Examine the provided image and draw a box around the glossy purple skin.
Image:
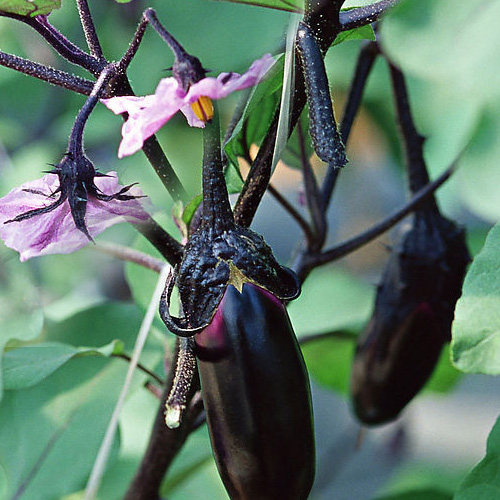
[195,283,315,500]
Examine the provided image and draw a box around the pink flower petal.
[102,54,276,157]
[0,172,150,261]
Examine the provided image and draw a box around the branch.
[3,13,102,74]
[76,0,105,61]
[267,183,315,244]
[388,61,435,208]
[0,50,94,95]
[339,0,400,31]
[300,163,455,271]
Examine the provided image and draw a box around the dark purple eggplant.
[195,283,315,500]
[350,210,470,425]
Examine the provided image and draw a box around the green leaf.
[451,223,500,374]
[301,334,354,394]
[2,340,123,390]
[375,490,452,500]
[454,415,500,500]
[0,0,60,16]
[224,56,284,173]
[0,357,124,500]
[182,193,203,228]
[210,0,303,13]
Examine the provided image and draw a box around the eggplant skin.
[195,283,315,500]
[350,211,470,425]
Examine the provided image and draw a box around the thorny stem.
[299,163,455,273]
[76,0,105,61]
[0,50,94,95]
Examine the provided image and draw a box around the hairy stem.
[0,50,94,95]
[76,0,105,61]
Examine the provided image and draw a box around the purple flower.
[102,53,275,158]
[0,172,149,261]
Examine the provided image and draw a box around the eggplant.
[350,210,470,425]
[195,283,315,500]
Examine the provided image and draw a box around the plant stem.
[339,0,400,31]
[201,105,235,234]
[267,183,314,244]
[388,61,436,209]
[132,217,184,266]
[76,0,106,61]
[0,50,94,95]
[3,13,102,74]
[299,163,454,272]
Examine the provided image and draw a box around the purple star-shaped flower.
[102,53,275,158]
[0,172,149,261]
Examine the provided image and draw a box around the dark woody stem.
[143,8,189,61]
[389,61,437,209]
[202,105,235,234]
[0,50,94,95]
[76,0,105,61]
[68,64,117,157]
[321,41,379,207]
[339,0,400,31]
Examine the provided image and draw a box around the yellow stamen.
[190,96,214,123]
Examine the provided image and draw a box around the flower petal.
[102,79,184,157]
[0,172,149,261]
[102,54,276,157]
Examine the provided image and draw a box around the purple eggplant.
[350,210,470,425]
[195,283,315,500]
